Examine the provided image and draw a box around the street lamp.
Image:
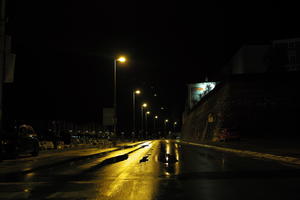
[154,115,158,137]
[173,121,177,132]
[145,111,150,137]
[113,56,126,136]
[164,119,169,136]
[145,111,150,138]
[141,103,147,138]
[132,89,141,136]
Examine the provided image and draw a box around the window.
[288,41,295,48]
[289,55,296,65]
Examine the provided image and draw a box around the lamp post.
[132,90,141,136]
[141,103,147,138]
[154,115,158,138]
[0,0,6,145]
[164,119,169,137]
[145,111,150,138]
[173,121,177,132]
[113,56,126,137]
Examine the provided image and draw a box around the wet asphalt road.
[0,140,300,200]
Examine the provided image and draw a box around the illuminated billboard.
[188,82,217,109]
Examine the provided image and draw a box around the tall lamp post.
[145,111,150,138]
[113,56,126,136]
[141,103,147,138]
[0,0,6,144]
[173,121,177,132]
[132,90,141,136]
[154,115,158,138]
[164,119,169,137]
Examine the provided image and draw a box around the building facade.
[270,38,300,72]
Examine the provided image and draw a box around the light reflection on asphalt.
[93,141,161,200]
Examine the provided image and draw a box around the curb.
[181,141,300,166]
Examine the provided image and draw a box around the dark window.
[289,55,296,64]
[288,41,295,48]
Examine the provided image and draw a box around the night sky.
[4,1,300,131]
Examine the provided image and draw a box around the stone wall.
[182,72,300,142]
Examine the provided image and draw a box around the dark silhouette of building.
[270,38,300,72]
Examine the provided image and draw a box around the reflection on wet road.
[0,140,300,200]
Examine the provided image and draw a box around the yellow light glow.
[117,56,126,62]
[135,90,141,94]
[155,115,158,119]
[146,111,150,115]
[142,103,147,108]
[174,122,177,125]
[166,143,171,154]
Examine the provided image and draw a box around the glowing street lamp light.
[113,56,127,136]
[117,56,126,62]
[132,89,141,136]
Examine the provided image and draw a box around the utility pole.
[113,59,117,137]
[0,0,6,136]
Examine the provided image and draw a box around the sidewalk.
[38,139,140,153]
[182,138,300,165]
[205,138,300,158]
[0,140,147,175]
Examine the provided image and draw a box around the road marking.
[181,141,300,166]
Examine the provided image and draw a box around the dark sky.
[4,1,300,130]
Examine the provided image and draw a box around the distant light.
[174,122,177,125]
[155,115,158,119]
[117,56,126,62]
[165,119,169,122]
[161,107,164,110]
[154,93,157,97]
[142,103,147,108]
[135,90,141,94]
[146,111,150,115]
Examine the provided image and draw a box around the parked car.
[218,127,240,142]
[1,124,39,158]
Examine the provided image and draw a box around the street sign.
[4,53,16,83]
[208,113,214,123]
[103,108,114,126]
